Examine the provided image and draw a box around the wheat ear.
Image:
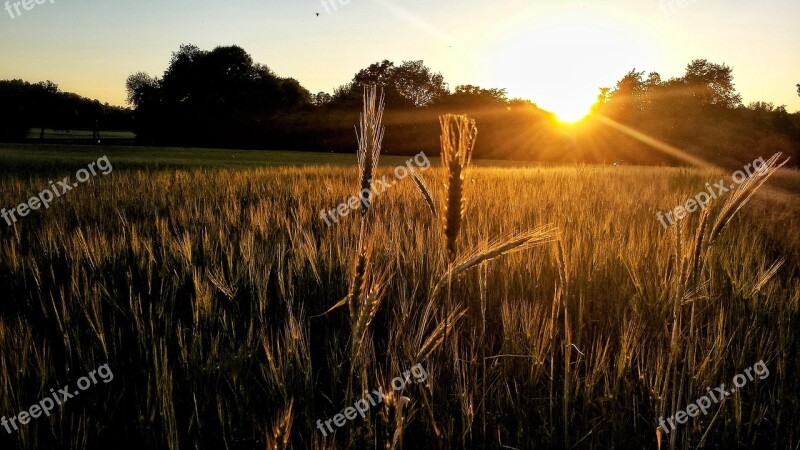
[430,225,558,299]
[708,152,788,244]
[266,400,294,450]
[351,270,391,362]
[356,85,385,217]
[440,114,477,260]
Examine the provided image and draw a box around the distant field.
[25,129,136,140]
[1,143,799,448]
[4,142,800,193]
[0,142,562,173]
[1,142,364,171]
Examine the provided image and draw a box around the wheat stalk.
[430,226,558,299]
[356,85,385,217]
[440,114,478,261]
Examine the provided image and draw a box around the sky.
[1,0,798,117]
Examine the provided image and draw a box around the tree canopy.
[332,59,448,108]
[125,44,312,145]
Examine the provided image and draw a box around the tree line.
[3,43,799,166]
[592,60,800,166]
[0,80,132,140]
[123,44,800,165]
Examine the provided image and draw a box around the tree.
[748,101,775,112]
[797,83,799,98]
[593,87,611,110]
[125,44,311,145]
[682,59,741,108]
[353,60,396,87]
[453,85,507,101]
[609,69,647,116]
[646,72,662,87]
[439,85,508,109]
[392,60,448,107]
[311,92,333,106]
[125,72,159,107]
[334,60,447,108]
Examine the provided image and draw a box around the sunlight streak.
[594,114,716,169]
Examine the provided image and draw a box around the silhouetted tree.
[454,85,507,101]
[125,72,159,108]
[435,85,508,110]
[353,60,396,87]
[125,44,311,145]
[392,60,448,107]
[593,87,611,111]
[605,70,647,119]
[311,92,332,106]
[332,60,447,108]
[749,101,776,112]
[682,59,741,108]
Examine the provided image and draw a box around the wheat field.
[1,135,799,449]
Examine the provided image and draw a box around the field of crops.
[0,139,799,449]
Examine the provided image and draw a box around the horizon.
[1,0,799,116]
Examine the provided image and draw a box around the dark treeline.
[0,80,133,140]
[123,44,554,159]
[592,61,800,166]
[125,44,800,165]
[4,43,799,166]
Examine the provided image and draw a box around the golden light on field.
[480,9,658,124]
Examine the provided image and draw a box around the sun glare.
[554,106,589,123]
[480,10,657,124]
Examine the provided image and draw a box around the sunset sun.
[481,10,658,123]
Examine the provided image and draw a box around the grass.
[0,142,562,176]
[1,130,800,448]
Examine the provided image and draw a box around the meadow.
[0,137,799,449]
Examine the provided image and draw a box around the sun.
[553,103,590,123]
[479,9,656,125]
